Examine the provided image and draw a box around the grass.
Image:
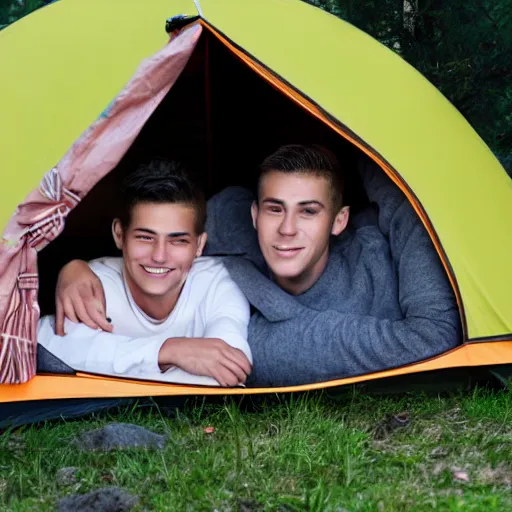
[1,386,511,511]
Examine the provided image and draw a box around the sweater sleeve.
[38,316,165,376]
[202,268,252,364]
[204,187,267,270]
[247,160,461,387]
[248,300,459,387]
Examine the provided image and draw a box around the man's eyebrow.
[298,200,326,208]
[262,198,285,205]
[167,232,191,238]
[133,228,191,237]
[261,198,325,208]
[134,228,157,235]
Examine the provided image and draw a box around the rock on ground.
[57,487,139,512]
[55,466,78,487]
[74,422,166,451]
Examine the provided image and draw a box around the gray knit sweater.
[204,159,460,386]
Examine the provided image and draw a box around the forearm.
[38,317,165,375]
[60,258,90,275]
[158,337,197,371]
[157,336,251,386]
[248,307,460,387]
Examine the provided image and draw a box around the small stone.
[373,412,411,439]
[56,467,78,487]
[453,470,470,482]
[390,412,410,428]
[74,423,166,452]
[57,487,138,512]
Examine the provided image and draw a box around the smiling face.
[252,171,349,295]
[113,201,207,320]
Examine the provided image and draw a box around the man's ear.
[195,232,208,257]
[112,219,124,250]
[250,201,259,230]
[331,206,350,236]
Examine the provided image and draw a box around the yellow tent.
[0,0,511,403]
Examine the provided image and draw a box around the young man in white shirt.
[38,160,252,387]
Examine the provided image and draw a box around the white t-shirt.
[38,256,251,386]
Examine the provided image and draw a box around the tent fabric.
[199,0,512,341]
[0,0,510,396]
[1,0,510,344]
[0,23,202,383]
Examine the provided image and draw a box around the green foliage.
[306,0,512,174]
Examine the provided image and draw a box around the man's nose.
[151,240,167,263]
[278,212,297,236]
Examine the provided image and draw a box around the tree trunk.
[403,0,418,36]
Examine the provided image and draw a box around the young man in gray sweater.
[54,145,460,387]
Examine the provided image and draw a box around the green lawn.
[1,387,511,511]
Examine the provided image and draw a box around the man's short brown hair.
[258,144,344,211]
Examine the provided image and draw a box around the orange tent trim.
[1,340,510,403]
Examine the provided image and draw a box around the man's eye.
[172,239,189,245]
[302,208,318,215]
[136,235,152,241]
[267,206,282,213]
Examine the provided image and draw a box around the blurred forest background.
[2,0,511,175]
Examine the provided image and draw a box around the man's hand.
[55,260,112,335]
[158,338,252,387]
